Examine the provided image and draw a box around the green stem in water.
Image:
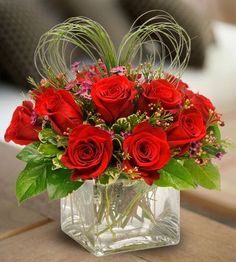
[105,185,116,240]
[96,189,147,237]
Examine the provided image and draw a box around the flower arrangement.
[4,12,232,256]
[5,14,228,203]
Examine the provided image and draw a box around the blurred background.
[0,0,235,227]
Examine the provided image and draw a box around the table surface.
[1,206,236,262]
[1,144,236,262]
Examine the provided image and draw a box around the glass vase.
[61,180,180,256]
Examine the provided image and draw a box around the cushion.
[120,0,215,68]
[0,0,59,88]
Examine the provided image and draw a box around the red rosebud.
[91,75,137,123]
[138,79,182,113]
[35,88,83,135]
[61,124,113,180]
[187,91,216,124]
[167,108,206,149]
[123,122,170,185]
[5,101,41,145]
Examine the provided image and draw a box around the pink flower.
[75,80,92,100]
[71,61,80,73]
[110,66,127,76]
[65,80,78,90]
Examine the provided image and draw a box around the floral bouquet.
[5,12,230,256]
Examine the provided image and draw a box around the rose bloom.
[61,124,113,180]
[5,101,41,145]
[123,122,170,185]
[187,90,216,123]
[139,79,182,113]
[91,75,137,123]
[167,108,206,149]
[35,88,83,135]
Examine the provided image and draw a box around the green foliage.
[112,114,146,133]
[39,127,68,147]
[16,143,46,163]
[16,137,81,202]
[16,162,50,203]
[38,143,61,157]
[47,169,83,200]
[156,170,195,190]
[112,118,130,133]
[38,128,67,157]
[126,114,143,129]
[52,154,67,170]
[39,128,57,145]
[157,158,220,190]
[163,158,195,187]
[99,174,110,185]
[184,159,220,190]
[57,136,68,148]
[156,158,195,190]
[16,160,83,203]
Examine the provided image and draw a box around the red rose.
[91,75,137,123]
[5,101,41,145]
[35,88,83,135]
[167,108,206,148]
[187,91,215,123]
[139,79,182,113]
[123,122,170,185]
[61,124,113,180]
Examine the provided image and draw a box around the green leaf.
[52,154,66,170]
[112,118,130,133]
[39,128,57,145]
[155,169,195,190]
[16,162,49,203]
[208,124,221,142]
[47,169,83,200]
[38,143,61,157]
[184,159,220,190]
[127,114,141,129]
[161,158,195,188]
[99,174,110,184]
[16,143,44,163]
[56,136,68,148]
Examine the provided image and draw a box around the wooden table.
[1,208,236,262]
[1,143,236,262]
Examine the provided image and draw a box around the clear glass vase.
[61,180,180,256]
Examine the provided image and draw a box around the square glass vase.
[61,180,180,256]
